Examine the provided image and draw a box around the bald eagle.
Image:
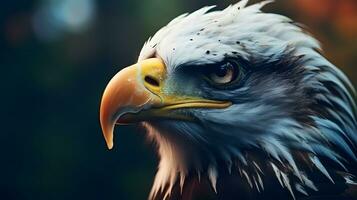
[99,1,357,199]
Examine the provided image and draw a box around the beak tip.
[100,117,115,150]
[107,142,114,150]
[102,125,115,150]
[103,132,114,150]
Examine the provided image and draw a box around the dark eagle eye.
[206,60,243,86]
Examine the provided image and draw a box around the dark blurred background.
[1,0,356,199]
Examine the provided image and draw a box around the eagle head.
[99,1,357,199]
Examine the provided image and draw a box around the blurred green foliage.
[1,0,356,200]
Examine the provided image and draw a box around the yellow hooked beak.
[99,58,231,149]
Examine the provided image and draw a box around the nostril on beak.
[144,76,160,87]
